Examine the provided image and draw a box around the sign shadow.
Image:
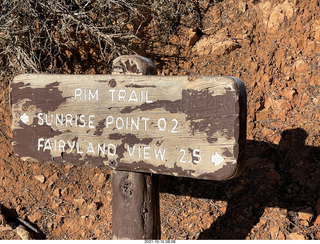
[159,128,320,239]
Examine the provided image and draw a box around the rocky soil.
[1,0,320,240]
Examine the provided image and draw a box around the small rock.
[280,87,297,100]
[300,220,309,227]
[51,201,60,209]
[15,225,31,240]
[313,215,320,226]
[0,213,6,226]
[233,185,246,194]
[73,198,85,205]
[61,187,68,196]
[239,0,247,13]
[34,175,45,183]
[0,224,12,231]
[263,1,295,33]
[294,59,308,73]
[194,28,240,57]
[47,173,59,187]
[65,164,75,170]
[299,93,310,107]
[47,222,55,230]
[88,202,98,210]
[187,28,201,47]
[274,99,292,113]
[261,73,273,84]
[0,206,6,227]
[266,170,282,185]
[298,207,314,223]
[95,173,107,185]
[219,203,227,213]
[256,108,269,121]
[269,223,279,239]
[81,215,88,220]
[53,188,61,198]
[288,232,306,240]
[278,231,286,240]
[29,212,42,223]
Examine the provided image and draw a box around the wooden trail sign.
[11,74,246,181]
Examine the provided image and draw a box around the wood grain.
[12,74,246,181]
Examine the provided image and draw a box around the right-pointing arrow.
[211,152,224,167]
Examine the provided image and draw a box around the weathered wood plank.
[11,74,246,181]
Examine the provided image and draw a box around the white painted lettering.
[127,145,166,161]
[127,145,135,157]
[76,142,83,154]
[158,118,166,131]
[130,117,139,131]
[58,140,65,152]
[128,90,138,102]
[154,147,166,161]
[79,114,86,127]
[145,91,153,103]
[108,89,153,103]
[108,143,116,156]
[65,114,73,127]
[67,140,76,154]
[74,88,99,101]
[98,143,105,156]
[143,146,151,159]
[106,115,114,128]
[125,117,129,130]
[141,117,149,131]
[45,114,53,126]
[118,90,127,102]
[37,138,44,151]
[88,115,95,128]
[37,113,44,125]
[105,116,150,131]
[179,149,186,163]
[88,89,99,101]
[37,113,99,128]
[44,139,52,151]
[109,89,116,101]
[55,114,63,127]
[74,88,82,101]
[87,142,95,154]
[116,117,124,130]
[74,114,78,127]
[171,119,179,133]
[192,149,201,164]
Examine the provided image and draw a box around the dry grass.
[0,0,152,75]
[0,0,205,77]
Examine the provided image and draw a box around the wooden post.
[111,55,160,240]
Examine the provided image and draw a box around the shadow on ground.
[1,205,46,239]
[159,128,320,239]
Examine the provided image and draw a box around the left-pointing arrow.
[20,113,29,124]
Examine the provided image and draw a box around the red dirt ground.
[1,0,320,240]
